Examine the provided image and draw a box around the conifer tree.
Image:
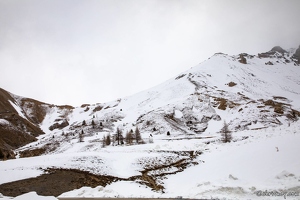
[135,126,142,144]
[91,120,95,128]
[116,127,123,145]
[102,135,106,148]
[106,133,111,146]
[79,130,84,142]
[221,120,232,143]
[125,130,133,145]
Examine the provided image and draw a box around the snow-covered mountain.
[1,45,299,156]
[0,46,300,199]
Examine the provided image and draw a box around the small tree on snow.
[106,133,111,146]
[102,135,106,148]
[100,122,103,130]
[125,130,133,145]
[91,120,95,128]
[79,130,84,142]
[220,120,232,143]
[135,126,142,144]
[116,127,123,145]
[111,134,116,146]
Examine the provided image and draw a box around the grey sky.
[0,0,299,106]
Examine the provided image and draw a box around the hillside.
[0,46,300,199]
[2,46,298,156]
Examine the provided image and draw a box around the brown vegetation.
[19,148,47,158]
[93,105,103,112]
[0,147,15,160]
[263,99,285,114]
[216,98,227,110]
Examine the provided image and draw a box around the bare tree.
[135,126,142,144]
[220,120,232,143]
[116,127,123,145]
[102,135,106,148]
[79,130,84,142]
[91,120,95,128]
[125,130,133,145]
[111,134,116,146]
[106,133,111,146]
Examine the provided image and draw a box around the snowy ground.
[1,122,300,200]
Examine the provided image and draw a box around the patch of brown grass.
[19,148,46,158]
[216,98,227,110]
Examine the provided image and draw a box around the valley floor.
[0,122,300,200]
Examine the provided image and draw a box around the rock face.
[0,148,15,160]
[271,46,287,54]
[0,88,45,159]
[258,46,286,58]
[292,45,300,64]
[239,54,247,64]
[49,119,69,131]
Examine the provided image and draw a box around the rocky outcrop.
[258,46,286,58]
[0,88,44,160]
[292,45,300,64]
[0,147,15,160]
[49,119,69,131]
[239,54,247,64]
[270,46,287,54]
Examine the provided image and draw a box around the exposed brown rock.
[0,147,15,160]
[19,148,47,158]
[239,54,247,64]
[265,61,274,65]
[228,82,237,87]
[49,119,69,131]
[292,45,300,64]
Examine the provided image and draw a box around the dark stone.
[239,54,247,64]
[265,61,274,65]
[49,119,69,131]
[292,45,300,64]
[271,46,287,54]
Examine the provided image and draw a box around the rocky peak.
[270,46,287,54]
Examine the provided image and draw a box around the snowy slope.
[59,123,300,200]
[1,122,299,199]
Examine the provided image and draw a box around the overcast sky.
[1,0,299,106]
